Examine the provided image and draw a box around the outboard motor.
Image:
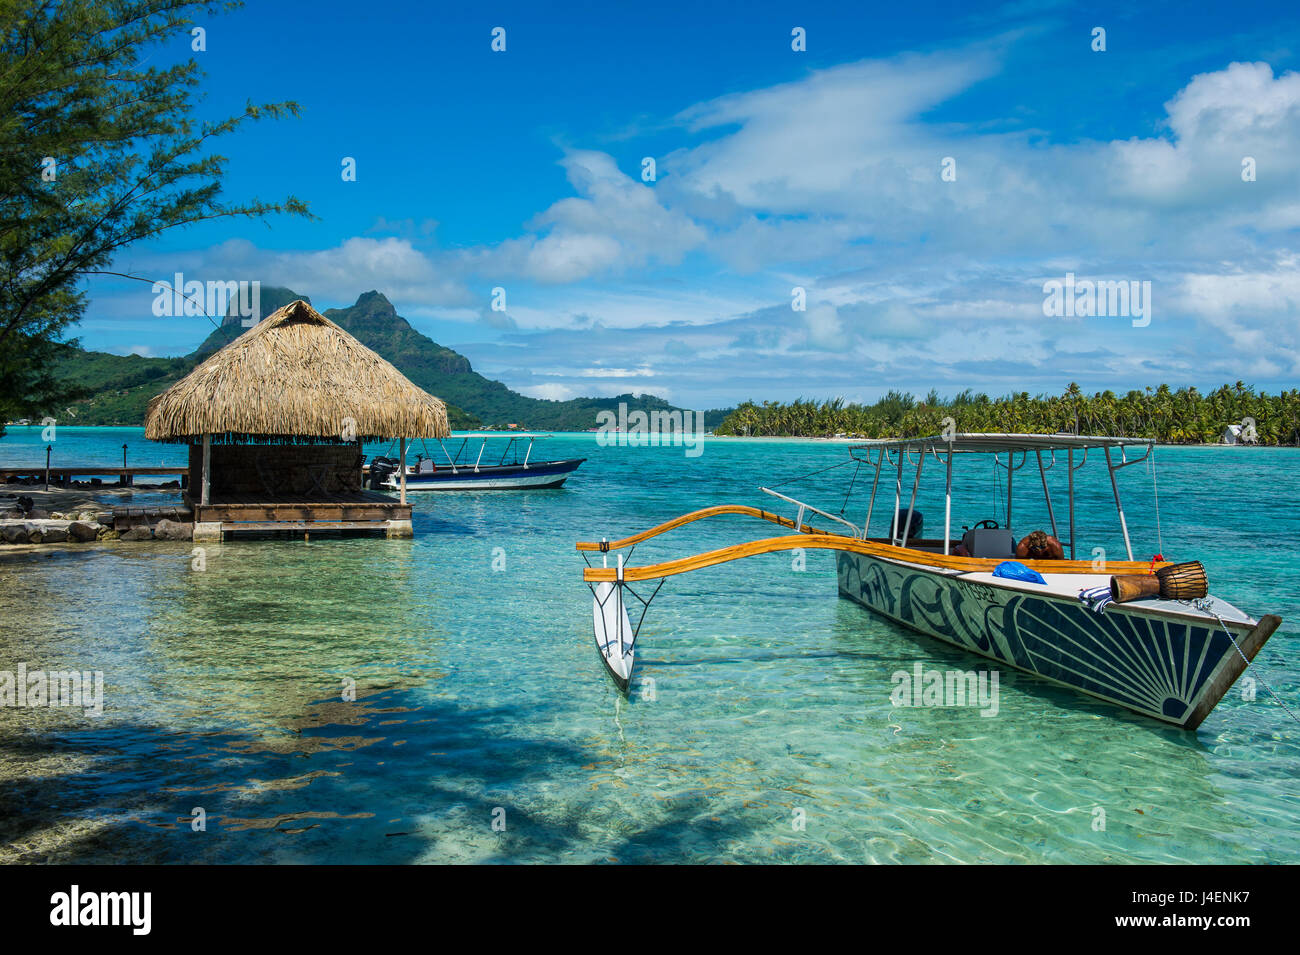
[368,456,399,490]
[895,508,923,541]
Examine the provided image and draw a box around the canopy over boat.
[850,432,1154,455]
[844,431,1159,561]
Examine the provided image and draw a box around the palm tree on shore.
[713,382,1300,446]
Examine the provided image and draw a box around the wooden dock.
[1,466,188,488]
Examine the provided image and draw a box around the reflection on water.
[0,432,1297,862]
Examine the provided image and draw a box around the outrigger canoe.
[577,433,1282,730]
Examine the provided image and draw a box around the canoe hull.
[836,551,1274,729]
[592,581,635,693]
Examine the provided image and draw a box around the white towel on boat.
[1078,586,1113,614]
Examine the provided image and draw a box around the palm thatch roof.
[144,300,449,443]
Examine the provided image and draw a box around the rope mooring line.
[1208,609,1300,726]
[765,457,856,490]
[839,459,862,515]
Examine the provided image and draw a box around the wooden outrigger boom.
[577,504,1170,582]
[576,504,826,551]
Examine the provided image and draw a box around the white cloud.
[804,303,843,349]
[117,236,475,311]
[1109,62,1300,206]
[674,51,1001,212]
[89,50,1300,405]
[470,150,707,284]
[580,365,656,378]
[1172,259,1300,373]
[518,383,580,401]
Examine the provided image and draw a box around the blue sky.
[81,0,1300,407]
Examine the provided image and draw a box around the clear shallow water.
[0,427,1297,863]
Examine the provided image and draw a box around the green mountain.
[49,287,731,432]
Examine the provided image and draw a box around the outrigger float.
[578,433,1282,730]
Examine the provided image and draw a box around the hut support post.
[399,437,407,505]
[201,435,211,506]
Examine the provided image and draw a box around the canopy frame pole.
[1104,446,1134,561]
[1036,449,1059,541]
[201,435,211,506]
[399,437,407,505]
[1006,450,1014,530]
[888,446,904,544]
[441,438,462,472]
[1067,447,1089,560]
[1067,449,1074,559]
[899,447,925,547]
[943,444,953,555]
[862,449,885,539]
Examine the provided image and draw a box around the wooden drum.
[1155,561,1208,600]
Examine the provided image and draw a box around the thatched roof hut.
[144,299,447,530]
[145,299,448,443]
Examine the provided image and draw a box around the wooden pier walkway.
[1,466,188,487]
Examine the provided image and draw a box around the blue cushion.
[993,560,1047,585]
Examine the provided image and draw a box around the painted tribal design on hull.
[837,553,1236,724]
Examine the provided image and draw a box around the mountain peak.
[219,285,308,327]
[354,290,394,311]
[192,285,308,357]
[62,287,713,432]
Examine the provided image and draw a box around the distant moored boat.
[368,434,585,491]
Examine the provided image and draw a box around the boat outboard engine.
[368,456,399,490]
[895,508,923,541]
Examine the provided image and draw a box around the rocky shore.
[0,488,193,548]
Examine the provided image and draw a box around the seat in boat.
[416,459,437,475]
[961,526,1017,558]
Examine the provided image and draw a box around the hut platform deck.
[185,490,410,536]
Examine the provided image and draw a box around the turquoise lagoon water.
[0,427,1297,863]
